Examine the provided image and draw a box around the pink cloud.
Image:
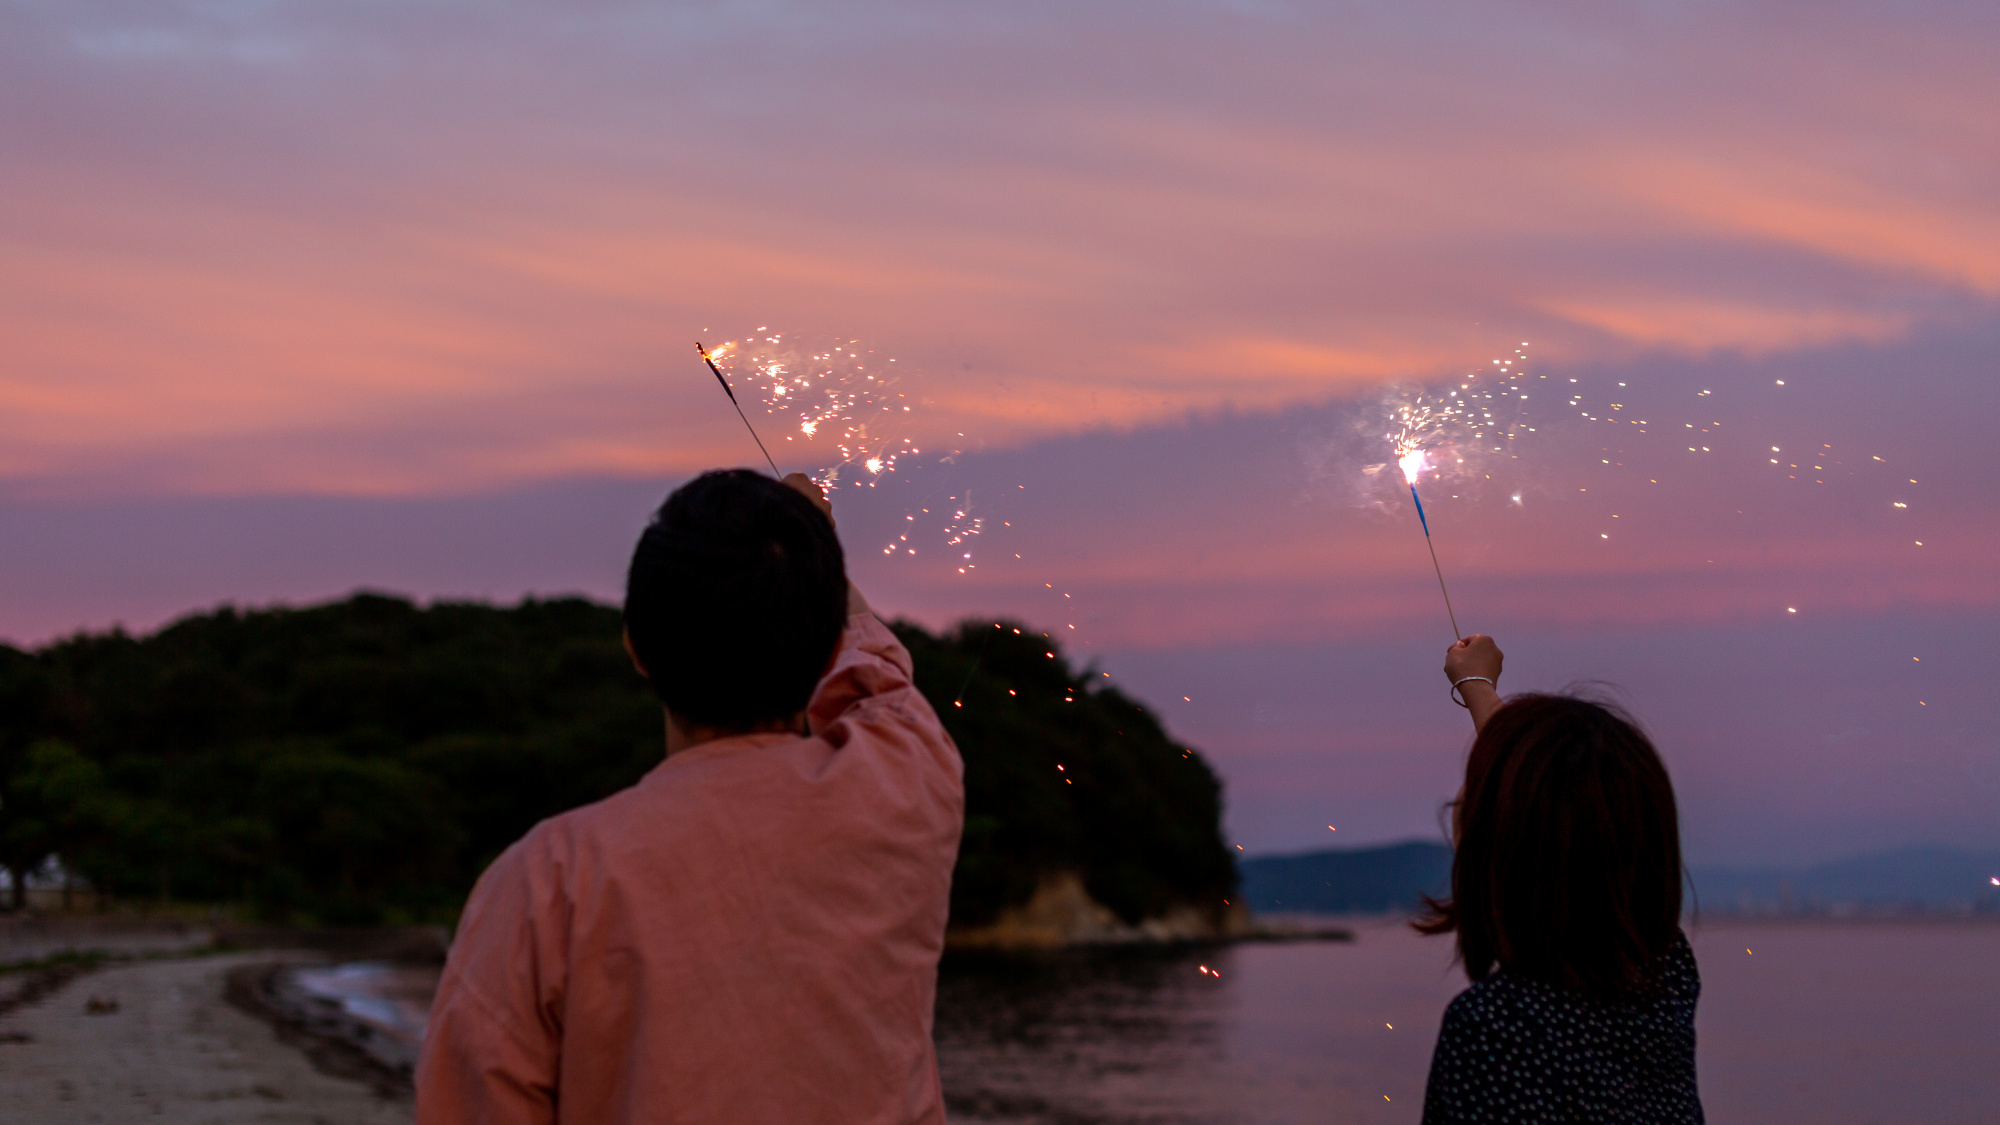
[1,1,1996,497]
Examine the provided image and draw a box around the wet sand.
[0,952,412,1124]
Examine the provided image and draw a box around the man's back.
[416,610,964,1124]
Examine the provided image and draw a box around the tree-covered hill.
[0,594,1233,927]
[894,620,1234,928]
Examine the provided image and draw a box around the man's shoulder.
[481,781,648,885]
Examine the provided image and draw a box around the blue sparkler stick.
[1409,480,1462,640]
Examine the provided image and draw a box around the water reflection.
[934,946,1241,1125]
[273,921,2000,1123]
[283,961,435,1071]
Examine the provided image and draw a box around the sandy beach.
[0,952,412,1124]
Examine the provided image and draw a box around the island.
[0,594,1238,945]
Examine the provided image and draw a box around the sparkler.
[1379,376,1475,641]
[1355,336,1922,644]
[1398,447,1463,641]
[698,331,918,490]
[696,341,781,477]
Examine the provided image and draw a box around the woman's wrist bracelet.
[1450,676,1496,708]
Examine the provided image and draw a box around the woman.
[1418,634,1704,1124]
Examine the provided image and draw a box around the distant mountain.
[1238,841,1451,915]
[1690,846,2000,917]
[1240,841,2000,918]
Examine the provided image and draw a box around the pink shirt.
[416,611,964,1125]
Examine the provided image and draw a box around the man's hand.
[1444,634,1504,732]
[781,472,870,617]
[782,472,833,525]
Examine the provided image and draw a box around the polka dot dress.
[1422,929,1703,1123]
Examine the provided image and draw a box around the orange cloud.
[2,1,1995,497]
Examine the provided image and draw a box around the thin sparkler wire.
[952,623,997,709]
[697,342,782,477]
[1409,483,1463,641]
[1422,526,1462,641]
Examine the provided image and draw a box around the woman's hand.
[1444,634,1502,683]
[1444,634,1504,732]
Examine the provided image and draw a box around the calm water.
[935,919,2000,1124]
[324,919,1999,1122]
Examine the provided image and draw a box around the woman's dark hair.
[1414,693,1684,999]
[624,470,847,729]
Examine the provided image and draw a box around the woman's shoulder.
[1444,927,1699,1032]
[1655,927,1701,1005]
[1438,964,1572,1053]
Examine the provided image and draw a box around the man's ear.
[622,627,650,680]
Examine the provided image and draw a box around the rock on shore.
[947,871,1253,949]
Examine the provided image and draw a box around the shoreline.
[0,950,412,1122]
[1,913,1990,1122]
[227,960,417,1098]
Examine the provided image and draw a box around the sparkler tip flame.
[1397,448,1428,485]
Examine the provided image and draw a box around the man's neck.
[664,710,808,757]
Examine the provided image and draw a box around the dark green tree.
[0,595,1233,928]
[893,620,1236,927]
[0,739,110,909]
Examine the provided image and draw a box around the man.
[417,470,965,1124]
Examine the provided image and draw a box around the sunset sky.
[3,0,1995,867]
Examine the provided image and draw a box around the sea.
[319,918,1998,1123]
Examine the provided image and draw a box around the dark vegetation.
[0,594,1233,926]
[894,620,1234,928]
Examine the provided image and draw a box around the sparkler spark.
[940,492,986,574]
[1369,334,1920,553]
[699,331,918,490]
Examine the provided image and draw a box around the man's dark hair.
[624,470,847,729]
[1415,694,1684,999]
